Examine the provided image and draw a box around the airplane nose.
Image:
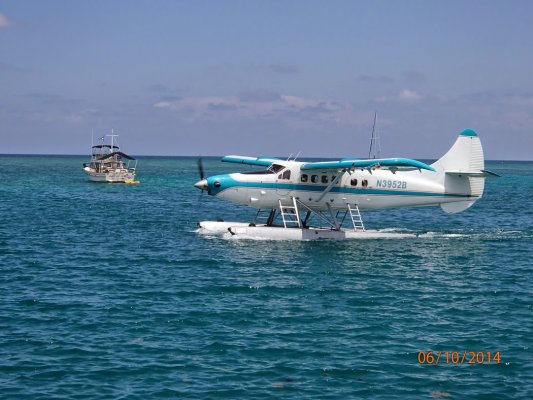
[194,179,208,190]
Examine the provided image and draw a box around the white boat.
[82,132,138,183]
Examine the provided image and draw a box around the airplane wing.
[300,157,436,172]
[221,155,283,167]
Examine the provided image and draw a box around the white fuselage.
[196,130,489,217]
[206,161,475,211]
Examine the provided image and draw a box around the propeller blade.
[197,188,205,204]
[197,157,205,180]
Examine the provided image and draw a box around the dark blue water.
[1,155,531,399]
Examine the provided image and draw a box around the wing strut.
[315,171,346,202]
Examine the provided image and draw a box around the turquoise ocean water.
[0,155,531,399]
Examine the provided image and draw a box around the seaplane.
[194,128,498,240]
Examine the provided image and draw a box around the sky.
[1,0,532,159]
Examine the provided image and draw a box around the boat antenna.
[368,111,381,159]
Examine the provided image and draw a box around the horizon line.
[0,153,531,163]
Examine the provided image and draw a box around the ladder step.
[347,204,365,231]
[279,198,301,228]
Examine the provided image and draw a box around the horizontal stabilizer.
[445,169,500,178]
[301,157,435,172]
[222,155,282,167]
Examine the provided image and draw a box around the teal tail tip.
[460,128,478,137]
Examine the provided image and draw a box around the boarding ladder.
[279,198,301,228]
[347,204,365,231]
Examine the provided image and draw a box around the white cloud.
[280,95,315,109]
[398,89,423,102]
[377,89,424,104]
[153,94,356,125]
[0,13,14,28]
[153,101,172,109]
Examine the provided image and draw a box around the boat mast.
[108,129,119,165]
[107,129,119,152]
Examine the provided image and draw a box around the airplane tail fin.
[430,129,490,214]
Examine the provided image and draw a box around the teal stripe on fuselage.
[212,178,471,198]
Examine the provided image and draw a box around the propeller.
[194,156,208,191]
[194,157,207,226]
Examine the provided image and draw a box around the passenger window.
[321,175,328,184]
[282,170,291,180]
[362,179,368,187]
[301,174,308,182]
[351,179,358,186]
[311,175,318,183]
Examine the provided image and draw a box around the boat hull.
[84,169,135,183]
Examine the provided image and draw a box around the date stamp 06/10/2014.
[417,351,502,365]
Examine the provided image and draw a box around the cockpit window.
[268,164,285,173]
